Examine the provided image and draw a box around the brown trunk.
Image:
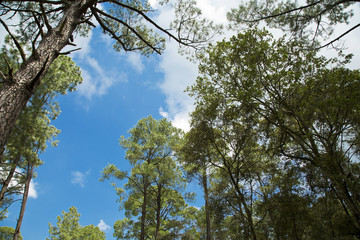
[155,185,162,240]
[203,172,211,240]
[13,165,33,240]
[0,0,95,158]
[140,176,148,240]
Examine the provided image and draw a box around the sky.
[1,1,360,239]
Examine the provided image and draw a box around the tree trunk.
[140,176,148,240]
[13,165,33,240]
[203,172,211,240]
[0,161,18,207]
[0,0,95,159]
[155,185,162,240]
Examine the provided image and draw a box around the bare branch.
[92,7,162,54]
[59,47,81,55]
[39,2,52,31]
[32,11,44,38]
[316,23,360,50]
[107,0,187,46]
[0,18,26,62]
[90,7,130,52]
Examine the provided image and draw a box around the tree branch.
[39,2,52,31]
[107,0,188,46]
[316,23,360,50]
[0,18,26,62]
[92,7,162,54]
[59,47,81,55]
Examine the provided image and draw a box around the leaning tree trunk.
[0,158,18,207]
[0,0,96,159]
[13,164,34,240]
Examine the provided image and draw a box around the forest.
[0,0,359,239]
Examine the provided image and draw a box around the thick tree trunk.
[0,0,95,159]
[13,165,33,240]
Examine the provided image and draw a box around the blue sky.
[1,1,360,239]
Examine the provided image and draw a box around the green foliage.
[227,0,356,47]
[186,27,360,239]
[0,46,82,222]
[101,116,198,239]
[47,206,105,240]
[0,226,22,240]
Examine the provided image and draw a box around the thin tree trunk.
[0,0,95,159]
[140,176,148,240]
[0,161,17,206]
[155,185,162,240]
[13,164,33,240]
[203,172,211,240]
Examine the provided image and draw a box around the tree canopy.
[47,206,105,240]
[0,0,220,159]
[187,27,360,239]
[227,0,359,49]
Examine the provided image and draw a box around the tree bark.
[140,176,148,240]
[203,172,212,240]
[0,0,96,159]
[155,185,162,240]
[13,164,33,240]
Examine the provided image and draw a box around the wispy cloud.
[158,40,197,131]
[28,180,38,199]
[159,107,169,118]
[153,0,240,132]
[126,52,145,74]
[97,219,111,231]
[76,55,127,100]
[71,170,91,188]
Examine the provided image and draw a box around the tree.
[47,206,105,240]
[0,45,82,238]
[0,0,220,157]
[227,0,359,49]
[179,123,220,240]
[188,27,360,238]
[101,116,196,240]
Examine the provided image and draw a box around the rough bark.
[0,0,96,158]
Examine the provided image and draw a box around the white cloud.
[0,167,39,199]
[318,6,360,70]
[28,180,38,199]
[158,41,197,131]
[71,170,91,188]
[152,0,240,132]
[126,53,145,73]
[77,56,127,100]
[97,220,111,231]
[159,107,169,118]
